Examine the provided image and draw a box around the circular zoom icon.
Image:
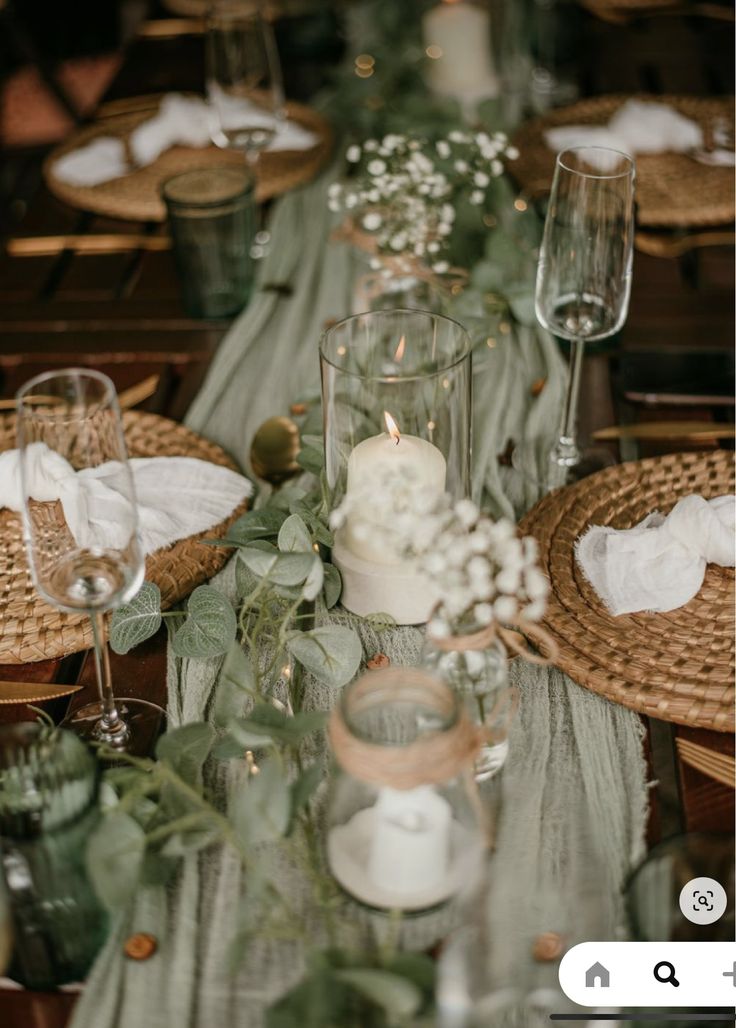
[679,876,728,926]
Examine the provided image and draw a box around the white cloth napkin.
[53,137,130,187]
[575,493,735,616]
[53,92,319,188]
[545,99,735,168]
[0,443,252,556]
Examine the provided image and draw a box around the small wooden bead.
[366,653,390,670]
[124,933,158,961]
[531,377,547,398]
[532,932,564,962]
[290,402,307,416]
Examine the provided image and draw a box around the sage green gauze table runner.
[69,173,649,1028]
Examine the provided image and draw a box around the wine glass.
[205,1,285,166]
[16,369,165,756]
[532,146,635,489]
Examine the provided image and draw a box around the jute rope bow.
[429,618,559,666]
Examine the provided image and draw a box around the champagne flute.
[206,0,285,166]
[535,146,635,486]
[16,369,165,756]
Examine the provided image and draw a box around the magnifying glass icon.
[653,961,680,987]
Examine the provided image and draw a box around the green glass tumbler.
[162,165,257,319]
[0,723,109,989]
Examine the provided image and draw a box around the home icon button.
[585,962,610,988]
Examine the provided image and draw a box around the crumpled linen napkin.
[545,98,735,169]
[0,443,252,556]
[53,92,319,188]
[575,493,735,616]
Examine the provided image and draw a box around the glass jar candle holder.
[326,666,486,915]
[320,309,472,625]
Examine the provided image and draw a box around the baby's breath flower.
[367,158,387,176]
[362,212,382,231]
[469,190,484,205]
[346,144,361,163]
[436,140,451,158]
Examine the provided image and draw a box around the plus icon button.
[723,961,736,986]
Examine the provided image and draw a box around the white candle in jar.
[341,412,446,565]
[422,1,499,104]
[367,785,452,896]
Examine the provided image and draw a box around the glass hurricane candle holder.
[320,309,472,625]
[326,667,486,915]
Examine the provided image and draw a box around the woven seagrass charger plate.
[0,411,249,665]
[44,95,332,222]
[510,94,735,227]
[519,450,735,732]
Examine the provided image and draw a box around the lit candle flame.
[384,411,401,445]
[394,335,406,362]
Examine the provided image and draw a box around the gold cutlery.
[593,421,735,442]
[6,234,171,257]
[0,681,82,706]
[0,375,161,413]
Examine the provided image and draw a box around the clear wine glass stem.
[551,336,585,468]
[89,612,129,747]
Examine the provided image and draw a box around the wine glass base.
[512,442,617,497]
[63,699,166,759]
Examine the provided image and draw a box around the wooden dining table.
[0,4,733,1026]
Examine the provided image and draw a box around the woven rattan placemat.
[0,411,249,665]
[44,95,332,222]
[519,450,735,732]
[510,94,734,227]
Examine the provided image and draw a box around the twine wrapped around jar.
[328,667,484,791]
[429,617,559,665]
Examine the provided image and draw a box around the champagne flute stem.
[89,612,129,746]
[551,336,585,468]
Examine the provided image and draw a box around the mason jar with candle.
[326,666,486,916]
[320,309,471,625]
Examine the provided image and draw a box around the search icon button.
[653,961,680,987]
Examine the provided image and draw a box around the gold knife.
[593,421,735,442]
[0,682,82,705]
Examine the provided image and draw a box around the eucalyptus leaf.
[266,970,352,1028]
[239,548,314,587]
[302,555,324,602]
[160,817,222,857]
[230,757,291,846]
[277,513,312,553]
[171,586,237,659]
[86,811,145,911]
[287,625,362,689]
[227,719,276,750]
[288,500,333,547]
[229,707,327,747]
[109,582,162,655]
[212,643,255,728]
[296,445,324,476]
[291,763,323,818]
[322,563,342,609]
[335,968,422,1019]
[383,952,436,993]
[212,735,250,760]
[226,508,288,543]
[156,722,215,787]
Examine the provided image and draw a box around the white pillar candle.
[342,412,446,565]
[422,1,499,104]
[367,785,452,896]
